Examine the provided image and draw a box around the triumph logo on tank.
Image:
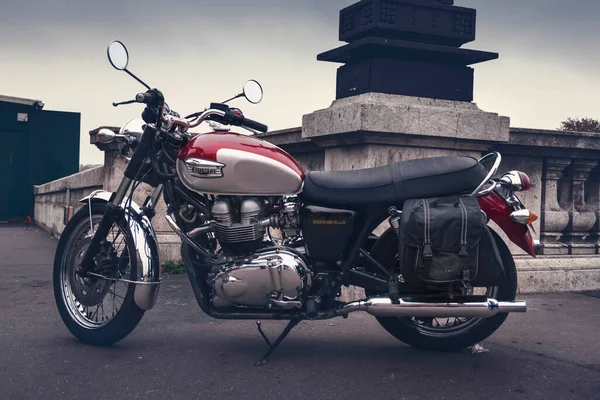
[185,158,225,179]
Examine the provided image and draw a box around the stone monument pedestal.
[303,93,509,144]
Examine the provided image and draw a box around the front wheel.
[367,228,518,351]
[53,203,145,345]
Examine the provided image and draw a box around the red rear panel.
[478,192,536,257]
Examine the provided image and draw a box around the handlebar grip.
[136,90,162,107]
[136,92,154,104]
[242,118,269,133]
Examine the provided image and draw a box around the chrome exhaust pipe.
[338,297,526,318]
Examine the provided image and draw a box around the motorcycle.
[53,41,538,365]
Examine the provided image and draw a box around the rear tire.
[53,203,145,346]
[367,228,517,351]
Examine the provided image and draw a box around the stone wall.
[262,98,600,294]
[33,137,181,262]
[33,166,104,236]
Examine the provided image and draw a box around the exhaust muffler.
[338,297,526,318]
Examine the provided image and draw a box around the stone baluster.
[587,165,600,253]
[540,158,571,255]
[563,159,599,255]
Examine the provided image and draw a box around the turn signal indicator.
[510,209,538,225]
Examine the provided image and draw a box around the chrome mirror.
[243,80,263,104]
[107,41,129,71]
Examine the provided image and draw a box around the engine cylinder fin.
[212,223,265,242]
[211,197,268,256]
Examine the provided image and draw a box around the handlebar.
[160,108,268,134]
[130,90,268,134]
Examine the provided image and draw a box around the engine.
[206,196,309,309]
[210,197,269,256]
[210,196,301,256]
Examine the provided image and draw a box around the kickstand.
[254,319,301,366]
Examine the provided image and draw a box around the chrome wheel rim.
[59,215,132,329]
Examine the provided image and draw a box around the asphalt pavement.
[1,225,599,400]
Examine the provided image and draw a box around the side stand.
[254,319,302,366]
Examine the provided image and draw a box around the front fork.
[77,177,133,276]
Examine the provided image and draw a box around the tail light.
[510,209,538,225]
[517,172,531,191]
[500,171,532,192]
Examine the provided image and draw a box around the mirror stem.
[222,93,244,105]
[125,69,151,90]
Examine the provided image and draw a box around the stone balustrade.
[33,118,600,293]
[264,125,600,257]
[262,119,600,293]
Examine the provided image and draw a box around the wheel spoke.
[101,300,106,321]
[111,228,121,243]
[109,288,125,303]
[91,305,100,322]
[112,288,117,316]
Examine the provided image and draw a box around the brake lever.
[112,99,137,107]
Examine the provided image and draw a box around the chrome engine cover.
[211,249,311,309]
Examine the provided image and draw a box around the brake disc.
[70,241,115,307]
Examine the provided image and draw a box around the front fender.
[80,191,161,310]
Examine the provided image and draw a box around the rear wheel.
[366,228,517,351]
[53,203,145,345]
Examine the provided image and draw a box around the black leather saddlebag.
[399,196,505,288]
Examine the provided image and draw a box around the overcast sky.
[2,0,600,165]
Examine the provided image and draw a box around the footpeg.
[388,278,400,303]
[305,299,318,318]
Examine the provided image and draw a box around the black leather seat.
[300,156,488,207]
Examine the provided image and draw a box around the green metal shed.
[0,95,80,221]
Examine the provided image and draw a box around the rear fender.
[478,192,537,257]
[79,191,161,310]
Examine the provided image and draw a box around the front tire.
[367,228,518,351]
[53,203,145,345]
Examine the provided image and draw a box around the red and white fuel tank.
[176,132,305,196]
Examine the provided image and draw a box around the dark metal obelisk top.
[318,0,498,102]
